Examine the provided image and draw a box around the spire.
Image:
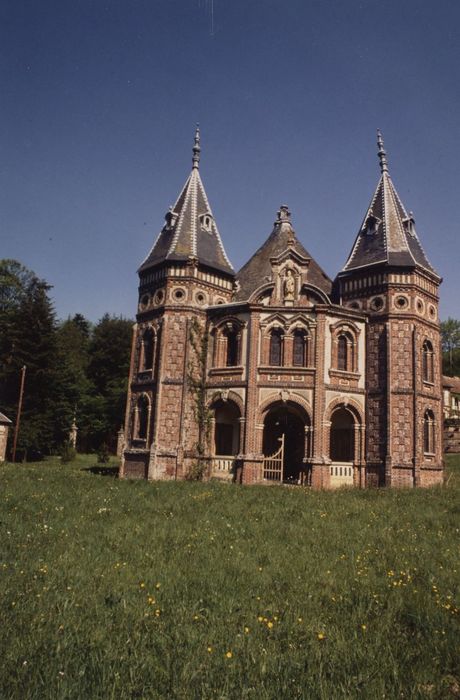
[377,130,388,174]
[339,134,438,278]
[192,124,200,169]
[138,129,234,275]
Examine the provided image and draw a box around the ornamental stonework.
[120,130,444,489]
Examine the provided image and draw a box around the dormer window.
[165,209,178,229]
[363,212,379,236]
[199,213,213,232]
[403,212,416,236]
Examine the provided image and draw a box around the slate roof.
[443,376,460,393]
[235,206,333,302]
[139,128,234,276]
[341,132,439,278]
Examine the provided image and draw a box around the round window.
[428,305,436,319]
[173,288,186,301]
[196,292,206,305]
[395,295,409,310]
[370,296,384,311]
[416,299,424,313]
[140,294,150,309]
[154,290,164,305]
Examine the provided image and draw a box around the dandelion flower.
[317,632,326,640]
[225,651,233,659]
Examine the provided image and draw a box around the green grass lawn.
[1,455,459,699]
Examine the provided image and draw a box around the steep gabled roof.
[235,206,333,301]
[139,128,234,276]
[341,132,439,278]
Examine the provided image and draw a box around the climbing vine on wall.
[186,317,212,480]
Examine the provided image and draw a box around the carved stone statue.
[283,269,295,300]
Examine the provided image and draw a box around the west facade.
[120,130,443,488]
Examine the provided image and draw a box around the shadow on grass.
[82,465,119,478]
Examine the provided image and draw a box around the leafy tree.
[85,314,133,450]
[441,318,460,376]
[1,261,134,458]
[52,315,92,449]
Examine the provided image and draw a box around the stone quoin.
[120,129,443,488]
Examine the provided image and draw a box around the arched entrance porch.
[328,404,363,487]
[262,402,311,483]
[210,398,241,478]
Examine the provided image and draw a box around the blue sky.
[1,0,459,322]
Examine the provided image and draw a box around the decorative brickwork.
[120,131,444,489]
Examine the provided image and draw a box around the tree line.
[441,318,460,377]
[0,260,133,460]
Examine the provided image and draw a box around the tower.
[336,133,443,486]
[121,128,235,479]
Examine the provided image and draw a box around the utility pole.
[12,365,26,463]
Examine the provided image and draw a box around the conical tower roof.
[235,206,332,301]
[139,127,234,275]
[341,132,439,278]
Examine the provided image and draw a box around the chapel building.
[120,129,443,488]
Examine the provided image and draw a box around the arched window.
[142,329,155,371]
[422,340,434,383]
[225,328,239,367]
[269,329,283,366]
[330,407,355,462]
[423,409,435,454]
[337,335,347,370]
[336,332,355,372]
[293,330,307,367]
[136,395,149,440]
[213,399,241,456]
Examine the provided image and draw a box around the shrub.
[59,441,77,464]
[97,443,110,463]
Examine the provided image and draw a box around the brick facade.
[120,132,444,489]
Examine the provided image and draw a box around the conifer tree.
[0,260,58,458]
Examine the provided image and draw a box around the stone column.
[311,310,330,489]
[284,334,294,367]
[116,427,125,457]
[69,419,78,450]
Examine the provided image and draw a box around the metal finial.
[192,124,200,169]
[377,129,388,174]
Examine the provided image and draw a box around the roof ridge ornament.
[377,129,388,174]
[276,204,291,223]
[192,124,200,169]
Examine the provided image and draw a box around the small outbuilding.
[0,413,12,462]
